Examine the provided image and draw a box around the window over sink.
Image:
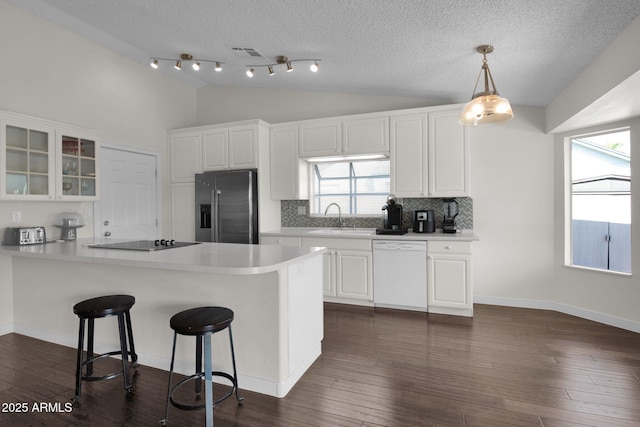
[310,159,390,215]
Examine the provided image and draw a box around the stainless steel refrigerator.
[195,169,259,244]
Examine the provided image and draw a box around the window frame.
[309,158,390,216]
[564,127,631,275]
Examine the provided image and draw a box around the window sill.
[564,264,632,277]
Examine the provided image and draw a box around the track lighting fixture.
[150,53,225,73]
[459,45,514,126]
[149,53,321,79]
[244,55,320,78]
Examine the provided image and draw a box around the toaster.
[2,226,47,245]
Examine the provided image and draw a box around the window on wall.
[567,128,631,273]
[310,159,390,215]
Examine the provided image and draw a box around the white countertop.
[261,227,479,242]
[0,238,325,275]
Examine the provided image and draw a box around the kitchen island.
[0,239,325,398]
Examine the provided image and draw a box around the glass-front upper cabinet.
[0,115,56,200]
[0,111,100,201]
[58,132,98,199]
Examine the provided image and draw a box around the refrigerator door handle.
[212,189,220,242]
[247,173,254,244]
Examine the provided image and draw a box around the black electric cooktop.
[88,240,200,252]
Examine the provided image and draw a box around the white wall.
[469,107,556,304]
[0,0,197,240]
[197,84,445,125]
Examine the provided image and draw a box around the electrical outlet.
[297,206,306,215]
[11,211,21,223]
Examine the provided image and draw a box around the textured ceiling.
[9,0,640,107]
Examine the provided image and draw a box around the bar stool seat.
[161,306,243,427]
[72,294,138,403]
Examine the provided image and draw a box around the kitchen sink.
[307,228,375,236]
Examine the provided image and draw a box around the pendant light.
[459,45,514,126]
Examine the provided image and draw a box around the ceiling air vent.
[230,47,266,59]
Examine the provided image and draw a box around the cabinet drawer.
[302,237,372,251]
[261,236,301,247]
[428,241,471,254]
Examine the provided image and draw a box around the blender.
[442,198,459,233]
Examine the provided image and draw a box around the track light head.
[174,61,182,70]
[215,62,222,72]
[268,66,275,76]
[286,62,293,72]
[192,62,200,71]
[150,59,159,69]
[246,67,255,77]
[310,61,319,72]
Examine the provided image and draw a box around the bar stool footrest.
[169,371,240,411]
[81,350,138,382]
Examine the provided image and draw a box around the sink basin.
[307,228,375,236]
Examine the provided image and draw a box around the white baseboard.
[474,296,640,333]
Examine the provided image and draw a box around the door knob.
[104,231,111,237]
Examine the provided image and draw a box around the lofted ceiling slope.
[8,0,640,108]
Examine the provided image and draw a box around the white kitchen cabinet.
[171,120,264,177]
[388,108,470,198]
[228,125,258,169]
[301,237,373,305]
[298,120,342,158]
[1,114,55,200]
[269,125,308,200]
[336,249,373,300]
[390,113,428,197]
[0,111,100,201]
[342,116,389,155]
[170,182,195,241]
[169,133,201,182]
[202,128,228,170]
[56,128,100,200]
[427,241,473,317]
[202,125,258,171]
[428,109,470,197]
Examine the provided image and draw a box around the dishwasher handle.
[373,241,426,251]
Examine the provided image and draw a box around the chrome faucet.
[324,203,343,228]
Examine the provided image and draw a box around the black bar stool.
[72,294,138,403]
[160,306,243,427]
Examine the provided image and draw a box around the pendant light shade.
[459,45,514,126]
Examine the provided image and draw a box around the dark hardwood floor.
[1,303,639,426]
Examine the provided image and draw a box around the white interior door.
[96,146,159,240]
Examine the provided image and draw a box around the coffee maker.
[376,194,406,234]
[442,198,459,234]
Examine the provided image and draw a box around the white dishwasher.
[373,240,427,311]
